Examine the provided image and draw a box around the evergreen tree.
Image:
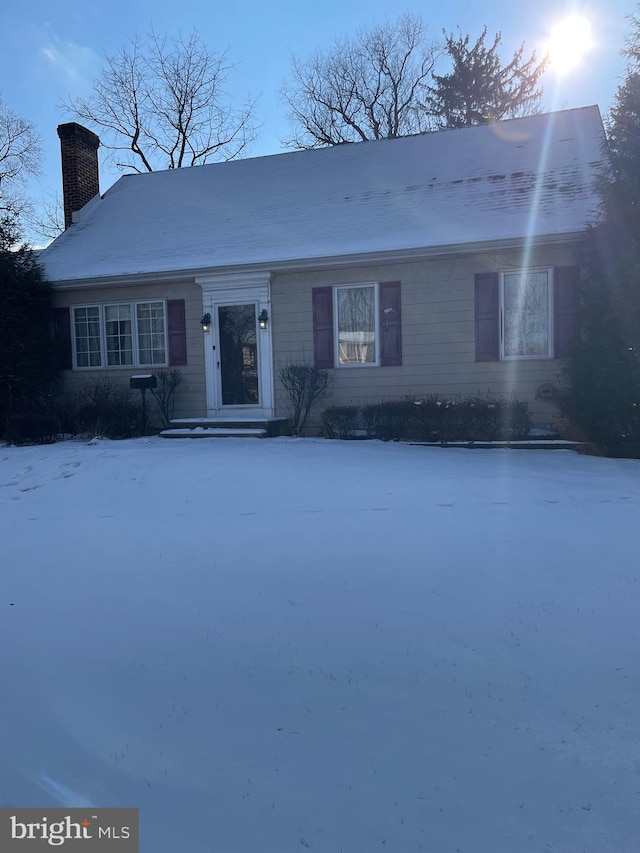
[562,12,640,449]
[0,216,55,437]
[425,27,547,129]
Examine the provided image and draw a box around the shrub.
[5,413,58,445]
[496,399,531,440]
[150,368,182,428]
[362,400,417,440]
[341,396,532,442]
[412,396,531,441]
[73,378,143,439]
[279,361,333,435]
[321,405,361,439]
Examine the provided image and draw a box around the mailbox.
[130,375,157,434]
[130,374,157,391]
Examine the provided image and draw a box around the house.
[41,107,607,432]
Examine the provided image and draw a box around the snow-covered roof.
[41,106,606,283]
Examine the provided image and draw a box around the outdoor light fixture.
[200,312,212,332]
[258,309,269,330]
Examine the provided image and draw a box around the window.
[72,301,167,369]
[105,304,133,366]
[136,302,166,365]
[74,306,101,368]
[500,269,553,359]
[312,282,401,369]
[335,284,378,366]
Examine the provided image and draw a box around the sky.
[1,0,638,242]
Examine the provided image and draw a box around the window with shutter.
[475,267,579,361]
[313,282,402,368]
[69,300,173,369]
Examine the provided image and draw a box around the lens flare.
[547,15,593,75]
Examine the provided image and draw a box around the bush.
[560,332,640,446]
[321,405,361,439]
[279,361,333,435]
[362,400,416,441]
[150,368,182,428]
[5,413,58,445]
[413,396,531,441]
[72,378,143,439]
[322,396,532,442]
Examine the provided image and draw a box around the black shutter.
[312,287,334,369]
[53,307,72,370]
[475,273,499,362]
[554,266,579,358]
[379,281,402,366]
[167,299,187,366]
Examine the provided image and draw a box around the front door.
[216,303,260,407]
[198,272,274,419]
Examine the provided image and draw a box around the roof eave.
[49,230,588,291]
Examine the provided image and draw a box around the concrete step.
[160,427,267,439]
[166,417,290,437]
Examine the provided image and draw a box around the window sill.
[500,355,555,362]
[72,364,168,371]
[335,362,380,369]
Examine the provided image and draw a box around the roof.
[41,106,606,283]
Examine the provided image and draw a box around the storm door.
[216,303,260,406]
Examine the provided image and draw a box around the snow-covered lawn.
[1,437,639,852]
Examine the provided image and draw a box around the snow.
[41,107,606,283]
[160,427,267,437]
[1,437,638,853]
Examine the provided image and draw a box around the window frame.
[499,267,555,361]
[71,299,169,370]
[333,281,380,368]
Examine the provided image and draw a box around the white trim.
[197,272,274,418]
[71,299,169,370]
[71,303,101,369]
[196,270,272,293]
[333,281,380,368]
[499,268,554,361]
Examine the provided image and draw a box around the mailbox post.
[130,374,158,434]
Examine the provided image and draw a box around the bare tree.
[31,192,65,242]
[0,96,41,222]
[65,30,257,172]
[424,28,548,129]
[281,13,439,148]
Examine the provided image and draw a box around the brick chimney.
[57,122,100,229]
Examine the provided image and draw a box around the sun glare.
[547,14,593,75]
